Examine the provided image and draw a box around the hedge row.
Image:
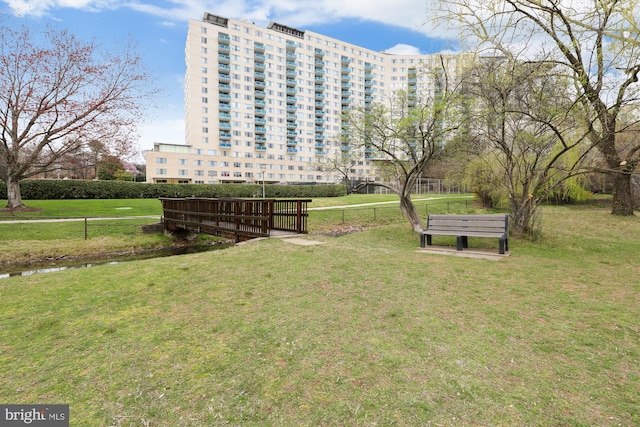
[0,180,347,200]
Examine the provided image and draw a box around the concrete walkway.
[0,215,161,224]
[307,195,474,211]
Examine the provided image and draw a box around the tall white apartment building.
[146,12,466,184]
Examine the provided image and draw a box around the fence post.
[84,218,88,240]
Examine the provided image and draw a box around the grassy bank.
[0,195,472,265]
[0,202,638,425]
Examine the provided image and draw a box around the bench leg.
[426,234,432,246]
[461,236,468,249]
[499,238,506,255]
[456,236,463,251]
[420,233,426,248]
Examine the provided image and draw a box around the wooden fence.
[159,198,310,242]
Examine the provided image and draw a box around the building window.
[156,158,167,164]
[178,169,189,176]
[156,168,167,175]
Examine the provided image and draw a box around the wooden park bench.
[420,214,509,255]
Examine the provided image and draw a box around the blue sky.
[1,0,458,159]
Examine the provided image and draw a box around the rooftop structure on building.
[146,12,469,185]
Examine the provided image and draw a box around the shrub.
[0,179,347,200]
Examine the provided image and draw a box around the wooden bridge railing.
[160,198,310,242]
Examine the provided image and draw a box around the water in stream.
[0,243,232,280]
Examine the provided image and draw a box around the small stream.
[0,243,232,280]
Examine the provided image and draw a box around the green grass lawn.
[0,200,638,426]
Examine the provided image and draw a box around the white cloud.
[384,43,422,55]
[3,0,442,38]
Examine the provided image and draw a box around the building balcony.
[219,93,231,101]
[286,96,298,103]
[254,52,266,61]
[314,68,325,76]
[287,131,298,137]
[220,142,232,148]
[341,82,352,88]
[254,71,266,80]
[315,102,325,107]
[286,122,297,129]
[365,88,374,94]
[341,91,352,96]
[255,99,266,106]
[315,126,326,132]
[341,74,351,81]
[341,56,351,64]
[218,103,231,111]
[218,83,231,93]
[286,40,297,50]
[314,77,326,83]
[255,127,266,134]
[314,110,325,117]
[256,136,267,142]
[255,62,266,70]
[218,54,230,64]
[254,80,266,89]
[255,108,266,116]
[219,112,231,120]
[219,122,231,129]
[286,78,297,87]
[287,148,298,154]
[315,118,326,124]
[286,87,297,96]
[255,144,267,151]
[315,136,326,142]
[254,42,265,53]
[315,150,325,156]
[286,105,298,112]
[255,117,267,124]
[286,139,297,146]
[219,73,230,82]
[218,63,231,71]
[315,93,325,100]
[218,34,230,44]
[315,85,326,92]
[218,44,230,53]
[315,49,325,58]
[286,61,297,70]
[254,90,266,99]
[315,60,325,66]
[341,145,351,151]
[286,52,297,60]
[341,67,351,73]
[286,69,297,77]
[365,73,374,79]
[286,114,297,120]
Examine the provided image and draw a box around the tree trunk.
[400,194,424,232]
[5,177,24,210]
[510,196,537,235]
[610,172,634,216]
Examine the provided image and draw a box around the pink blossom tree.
[0,22,155,210]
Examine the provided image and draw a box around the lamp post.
[260,164,266,198]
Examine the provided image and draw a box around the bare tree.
[346,59,464,231]
[435,0,640,215]
[316,134,364,194]
[0,23,155,210]
[462,57,591,234]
